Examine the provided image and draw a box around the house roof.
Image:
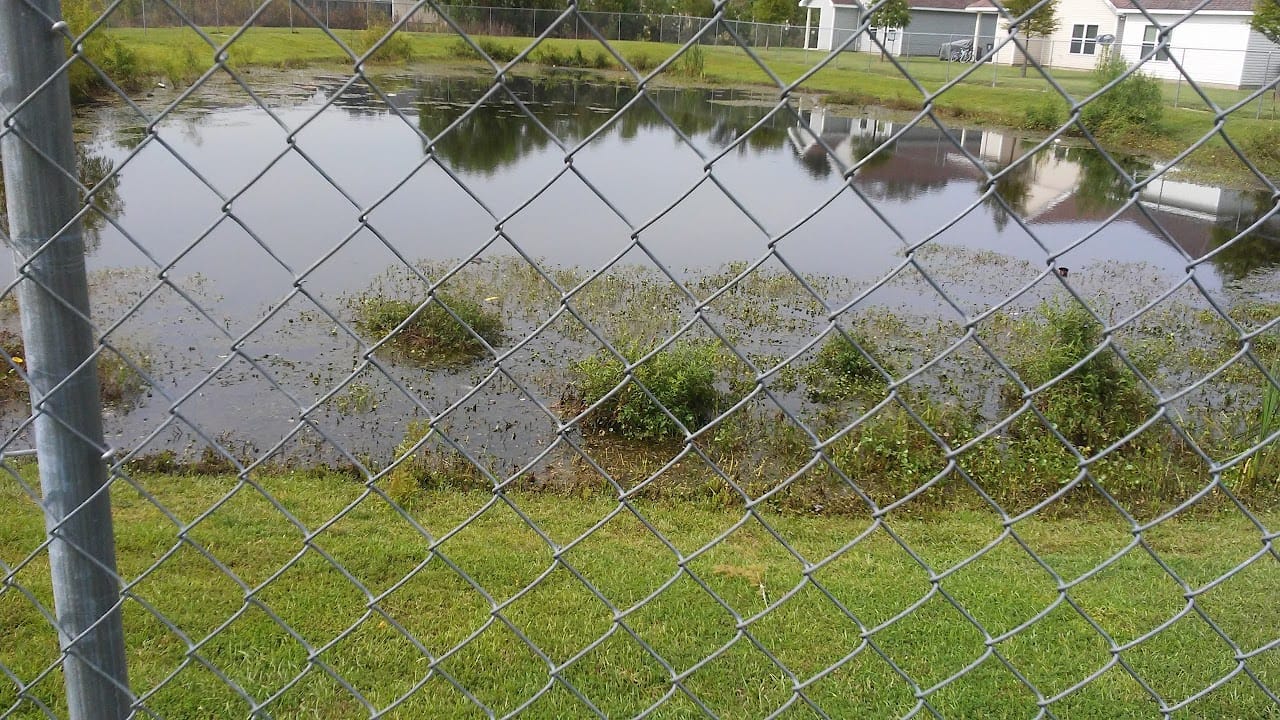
[910,0,979,9]
[821,0,991,8]
[1111,0,1253,11]
[811,0,1254,13]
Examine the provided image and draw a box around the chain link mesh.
[1,0,1279,716]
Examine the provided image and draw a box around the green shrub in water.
[572,338,724,442]
[533,44,567,67]
[452,38,520,64]
[629,52,656,72]
[1005,301,1154,450]
[353,293,503,367]
[803,331,891,403]
[674,44,706,79]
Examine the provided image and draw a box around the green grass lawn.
[2,470,1277,717]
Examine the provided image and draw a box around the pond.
[2,70,1277,468]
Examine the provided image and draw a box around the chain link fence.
[2,0,1280,717]
[98,0,809,47]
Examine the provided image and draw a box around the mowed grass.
[1,470,1278,718]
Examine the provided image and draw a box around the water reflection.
[404,76,797,176]
[319,75,1276,282]
[8,72,1273,462]
[1204,192,1280,280]
[0,147,123,251]
[788,106,1278,279]
[58,72,1280,303]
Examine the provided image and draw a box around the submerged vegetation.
[1003,301,1155,450]
[351,292,504,367]
[0,325,150,409]
[571,338,724,442]
[802,331,890,403]
[312,254,1280,517]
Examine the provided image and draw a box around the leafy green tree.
[868,0,910,60]
[1002,0,1060,76]
[675,0,714,16]
[1253,0,1280,44]
[752,0,795,24]
[1252,0,1280,105]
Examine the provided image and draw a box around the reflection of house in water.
[788,106,1280,270]
[788,105,986,191]
[978,133,1082,218]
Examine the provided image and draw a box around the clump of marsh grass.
[352,292,503,368]
[569,337,725,442]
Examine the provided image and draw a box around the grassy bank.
[93,26,1280,185]
[332,255,1280,518]
[1,469,1277,717]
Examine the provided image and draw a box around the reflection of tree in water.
[981,141,1145,230]
[0,147,123,253]
[1207,191,1280,280]
[1065,145,1144,215]
[404,76,794,176]
[985,154,1035,232]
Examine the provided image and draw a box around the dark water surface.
[3,71,1277,464]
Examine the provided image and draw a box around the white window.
[1070,24,1098,55]
[1142,25,1172,61]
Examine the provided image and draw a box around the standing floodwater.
[0,70,1275,465]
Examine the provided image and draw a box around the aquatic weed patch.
[351,292,504,368]
[570,338,726,442]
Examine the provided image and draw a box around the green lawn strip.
[2,471,1277,717]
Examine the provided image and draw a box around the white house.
[991,0,1280,88]
[800,0,1280,88]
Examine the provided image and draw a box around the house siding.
[1241,27,1280,87]
[1039,0,1121,70]
[899,10,979,56]
[1118,15,1252,87]
[977,12,997,49]
[992,0,1117,68]
[811,4,866,51]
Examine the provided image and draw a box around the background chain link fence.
[1,0,1279,717]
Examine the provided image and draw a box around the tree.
[1253,0,1280,44]
[868,0,910,60]
[752,0,796,25]
[1002,0,1060,76]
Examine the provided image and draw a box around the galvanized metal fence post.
[0,2,131,719]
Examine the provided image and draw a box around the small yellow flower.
[11,357,22,364]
